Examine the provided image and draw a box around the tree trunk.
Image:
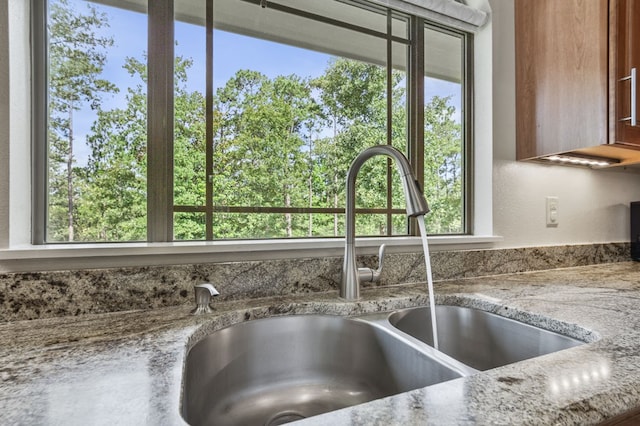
[333,173,338,237]
[67,107,75,242]
[285,187,292,238]
[308,133,313,237]
[308,171,313,237]
[332,116,339,237]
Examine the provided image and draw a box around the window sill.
[0,235,502,273]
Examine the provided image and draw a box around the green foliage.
[47,3,465,241]
[172,56,207,240]
[423,96,464,234]
[78,56,148,241]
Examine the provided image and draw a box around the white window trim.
[0,0,497,271]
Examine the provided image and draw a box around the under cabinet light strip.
[543,155,616,168]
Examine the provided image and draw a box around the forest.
[46,0,464,242]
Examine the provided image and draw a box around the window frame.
[32,0,474,244]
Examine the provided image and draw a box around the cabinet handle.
[620,68,637,126]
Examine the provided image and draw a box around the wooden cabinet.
[515,0,640,167]
[613,0,640,146]
[515,0,609,159]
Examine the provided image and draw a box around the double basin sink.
[181,305,585,425]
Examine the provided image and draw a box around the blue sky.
[67,0,461,165]
[81,2,336,101]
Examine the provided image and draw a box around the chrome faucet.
[341,145,430,300]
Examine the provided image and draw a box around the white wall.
[488,0,640,248]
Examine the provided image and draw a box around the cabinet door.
[615,0,640,145]
[515,0,609,160]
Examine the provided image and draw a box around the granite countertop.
[2,262,640,425]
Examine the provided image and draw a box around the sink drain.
[265,410,307,426]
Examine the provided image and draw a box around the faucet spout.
[341,145,429,300]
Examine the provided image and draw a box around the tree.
[47,7,463,241]
[249,74,318,237]
[173,57,207,240]
[209,70,320,238]
[423,95,463,234]
[79,55,208,241]
[313,58,402,236]
[78,56,147,241]
[48,0,117,241]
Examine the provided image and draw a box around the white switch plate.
[546,196,559,227]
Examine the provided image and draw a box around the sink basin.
[181,315,463,426]
[388,305,585,371]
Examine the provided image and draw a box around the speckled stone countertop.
[2,262,640,425]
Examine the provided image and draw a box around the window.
[37,0,472,243]
[423,25,468,234]
[44,0,148,242]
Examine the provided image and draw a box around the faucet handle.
[191,283,220,315]
[358,244,386,283]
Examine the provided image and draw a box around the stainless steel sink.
[388,305,585,371]
[181,315,465,426]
